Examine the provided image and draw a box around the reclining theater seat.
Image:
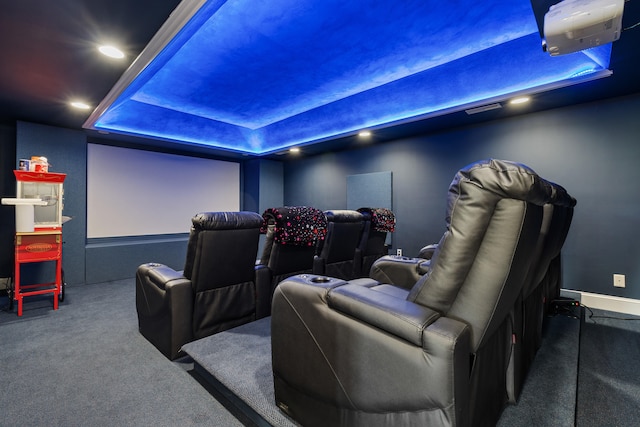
[356,207,395,277]
[271,159,575,427]
[313,209,365,280]
[542,205,574,313]
[136,211,264,360]
[509,197,575,402]
[255,206,327,317]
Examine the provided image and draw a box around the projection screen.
[87,144,240,238]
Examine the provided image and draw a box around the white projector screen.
[87,144,240,238]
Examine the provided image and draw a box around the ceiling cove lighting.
[84,0,616,155]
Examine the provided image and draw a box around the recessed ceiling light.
[289,147,300,153]
[98,45,125,59]
[358,131,372,137]
[70,101,91,110]
[510,96,531,105]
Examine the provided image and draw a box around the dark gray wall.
[243,158,284,256]
[0,123,17,280]
[14,122,190,284]
[284,93,640,300]
[7,92,640,299]
[16,122,87,286]
[85,235,188,284]
[243,159,283,214]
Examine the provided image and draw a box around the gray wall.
[0,123,17,280]
[284,93,640,299]
[12,123,234,284]
[16,122,87,286]
[243,159,284,214]
[7,92,640,300]
[243,158,284,256]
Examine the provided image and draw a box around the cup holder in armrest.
[310,276,332,283]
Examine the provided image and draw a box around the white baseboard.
[562,289,640,316]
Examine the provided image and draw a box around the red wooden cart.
[2,171,66,316]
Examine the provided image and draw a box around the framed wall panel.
[347,171,392,211]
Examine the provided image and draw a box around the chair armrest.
[312,255,325,275]
[136,263,192,315]
[255,264,272,319]
[135,263,193,359]
[271,275,471,422]
[328,283,440,346]
[418,243,438,260]
[137,263,186,290]
[369,255,427,290]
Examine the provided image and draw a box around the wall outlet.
[396,248,402,256]
[613,274,626,288]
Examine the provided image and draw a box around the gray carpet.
[6,279,637,427]
[183,317,298,427]
[576,309,640,427]
[0,280,243,427]
[184,310,582,427]
[498,313,581,427]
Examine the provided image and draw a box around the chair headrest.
[357,207,396,232]
[261,206,327,246]
[191,211,263,231]
[449,159,576,221]
[323,210,364,223]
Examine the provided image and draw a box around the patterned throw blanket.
[261,206,328,246]
[357,207,396,232]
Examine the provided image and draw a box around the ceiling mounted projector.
[543,0,625,56]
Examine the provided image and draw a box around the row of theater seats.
[269,159,576,427]
[135,206,395,360]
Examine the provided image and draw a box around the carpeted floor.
[497,313,581,427]
[184,317,297,427]
[576,309,640,427]
[4,279,640,427]
[0,280,243,427]
[185,307,582,427]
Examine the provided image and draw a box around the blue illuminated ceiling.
[85,0,614,155]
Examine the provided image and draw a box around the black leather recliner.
[356,207,395,277]
[135,211,264,360]
[256,206,327,317]
[509,201,575,401]
[369,188,577,406]
[271,159,576,427]
[313,209,365,280]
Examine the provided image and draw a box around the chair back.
[408,159,576,352]
[356,207,395,276]
[259,206,327,285]
[315,209,365,279]
[407,159,576,425]
[183,211,263,338]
